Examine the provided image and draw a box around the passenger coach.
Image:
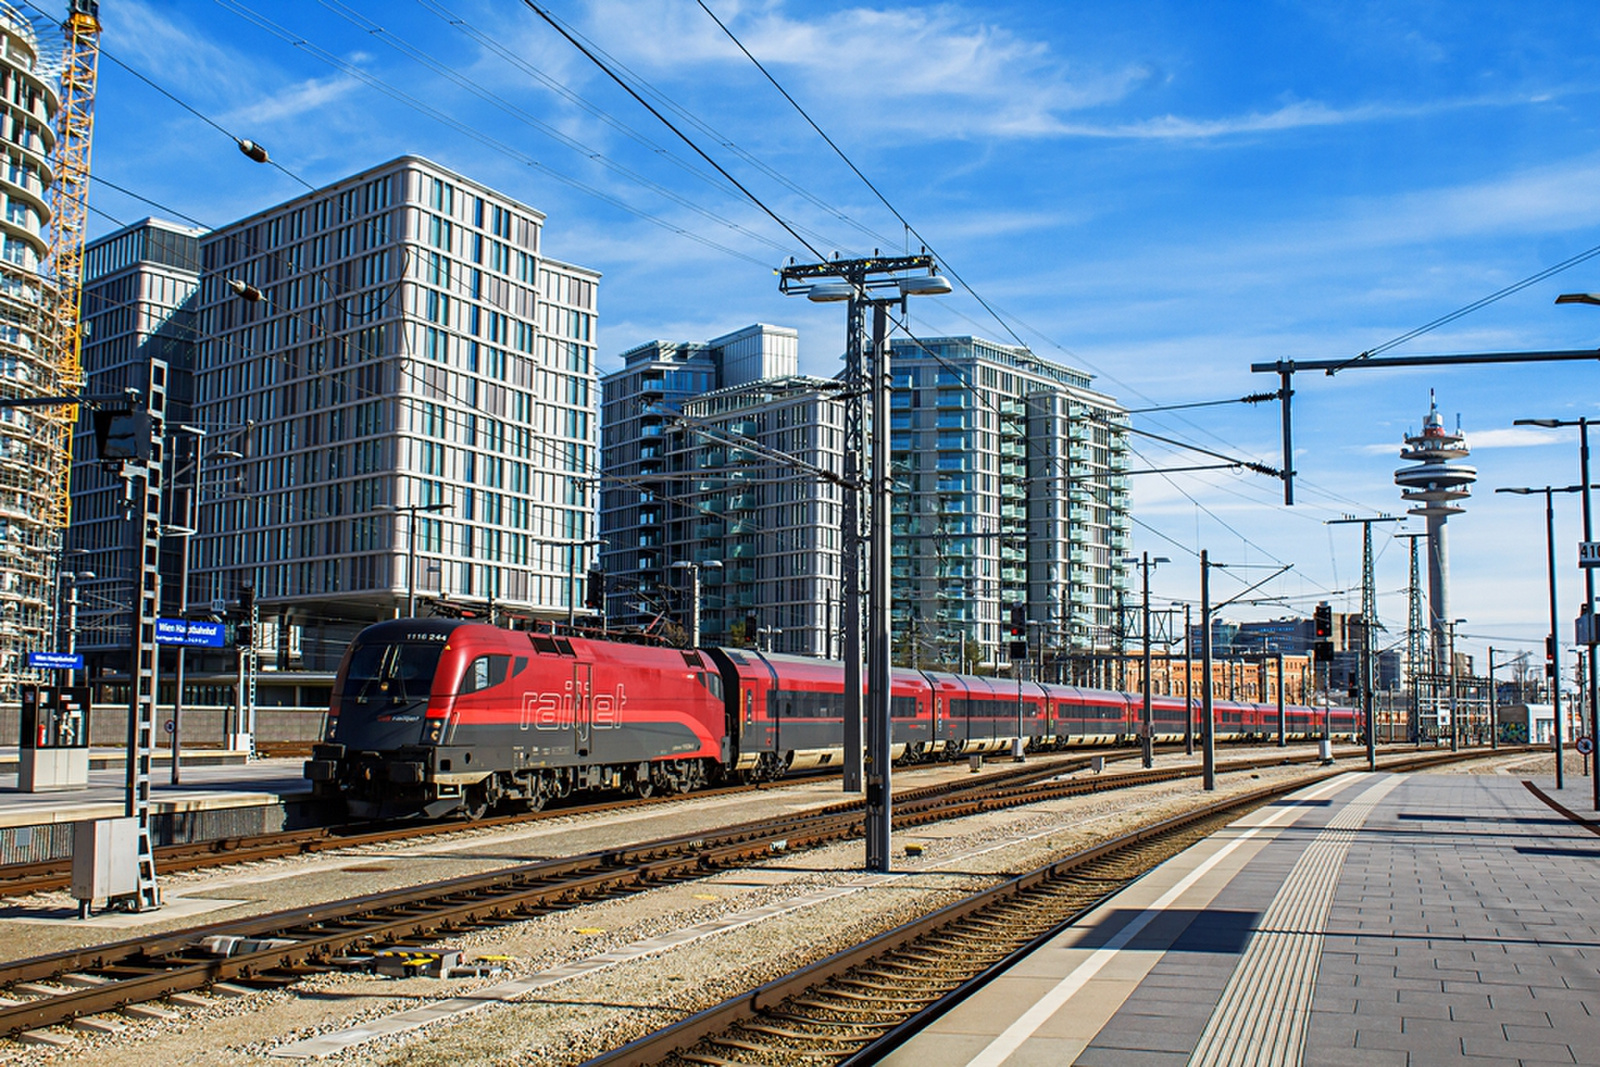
[305,619,1349,818]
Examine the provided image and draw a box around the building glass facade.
[598,324,797,637]
[188,157,599,667]
[68,219,203,669]
[887,336,1130,671]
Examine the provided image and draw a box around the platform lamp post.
[1199,554,1294,790]
[1517,411,1600,810]
[670,560,721,647]
[1123,553,1169,769]
[162,427,242,785]
[1498,484,1586,789]
[379,501,452,617]
[1177,601,1194,755]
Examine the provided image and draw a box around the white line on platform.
[961,773,1368,1067]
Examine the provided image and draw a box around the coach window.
[460,654,511,694]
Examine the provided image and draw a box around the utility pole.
[1201,551,1215,790]
[1498,484,1584,790]
[1329,515,1401,770]
[1488,647,1498,750]
[778,254,950,872]
[1276,649,1286,747]
[1200,553,1294,790]
[1183,602,1194,756]
[1127,553,1168,769]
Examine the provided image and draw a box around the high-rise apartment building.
[672,374,845,653]
[186,156,600,668]
[598,324,799,637]
[887,336,1130,671]
[0,4,59,693]
[67,219,203,671]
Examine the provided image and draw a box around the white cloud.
[1355,426,1558,454]
[577,0,1154,142]
[220,74,364,128]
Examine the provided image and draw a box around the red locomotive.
[304,618,1354,818]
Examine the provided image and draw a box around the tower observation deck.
[1395,393,1476,676]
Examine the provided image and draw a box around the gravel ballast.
[0,746,1534,1065]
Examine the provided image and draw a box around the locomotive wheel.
[633,773,655,799]
[462,775,501,821]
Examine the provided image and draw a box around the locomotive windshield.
[332,639,444,751]
[344,640,443,705]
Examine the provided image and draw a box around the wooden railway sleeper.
[741,1022,872,1045]
[704,1035,784,1054]
[919,931,1022,951]
[855,962,948,981]
[789,996,899,1016]
[835,982,956,1002]
[766,1009,888,1030]
[819,985,941,1007]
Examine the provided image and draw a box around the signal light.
[1546,635,1556,678]
[1008,604,1026,637]
[1313,603,1332,639]
[236,623,254,647]
[585,568,603,610]
[92,407,151,462]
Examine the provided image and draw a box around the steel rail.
[0,751,1127,899]
[0,753,1123,1034]
[0,746,1505,1039]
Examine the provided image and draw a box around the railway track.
[0,744,1508,1045]
[0,742,1248,899]
[0,750,1131,900]
[585,747,1513,1067]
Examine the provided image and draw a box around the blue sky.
[64,0,1600,673]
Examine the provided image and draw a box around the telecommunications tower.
[1394,392,1476,675]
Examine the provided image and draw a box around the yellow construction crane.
[42,0,101,529]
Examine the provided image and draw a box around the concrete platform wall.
[0,705,329,749]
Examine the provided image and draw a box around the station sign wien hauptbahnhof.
[155,619,226,648]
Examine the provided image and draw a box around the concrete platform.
[884,771,1600,1066]
[0,746,249,775]
[0,754,317,864]
[0,750,309,827]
